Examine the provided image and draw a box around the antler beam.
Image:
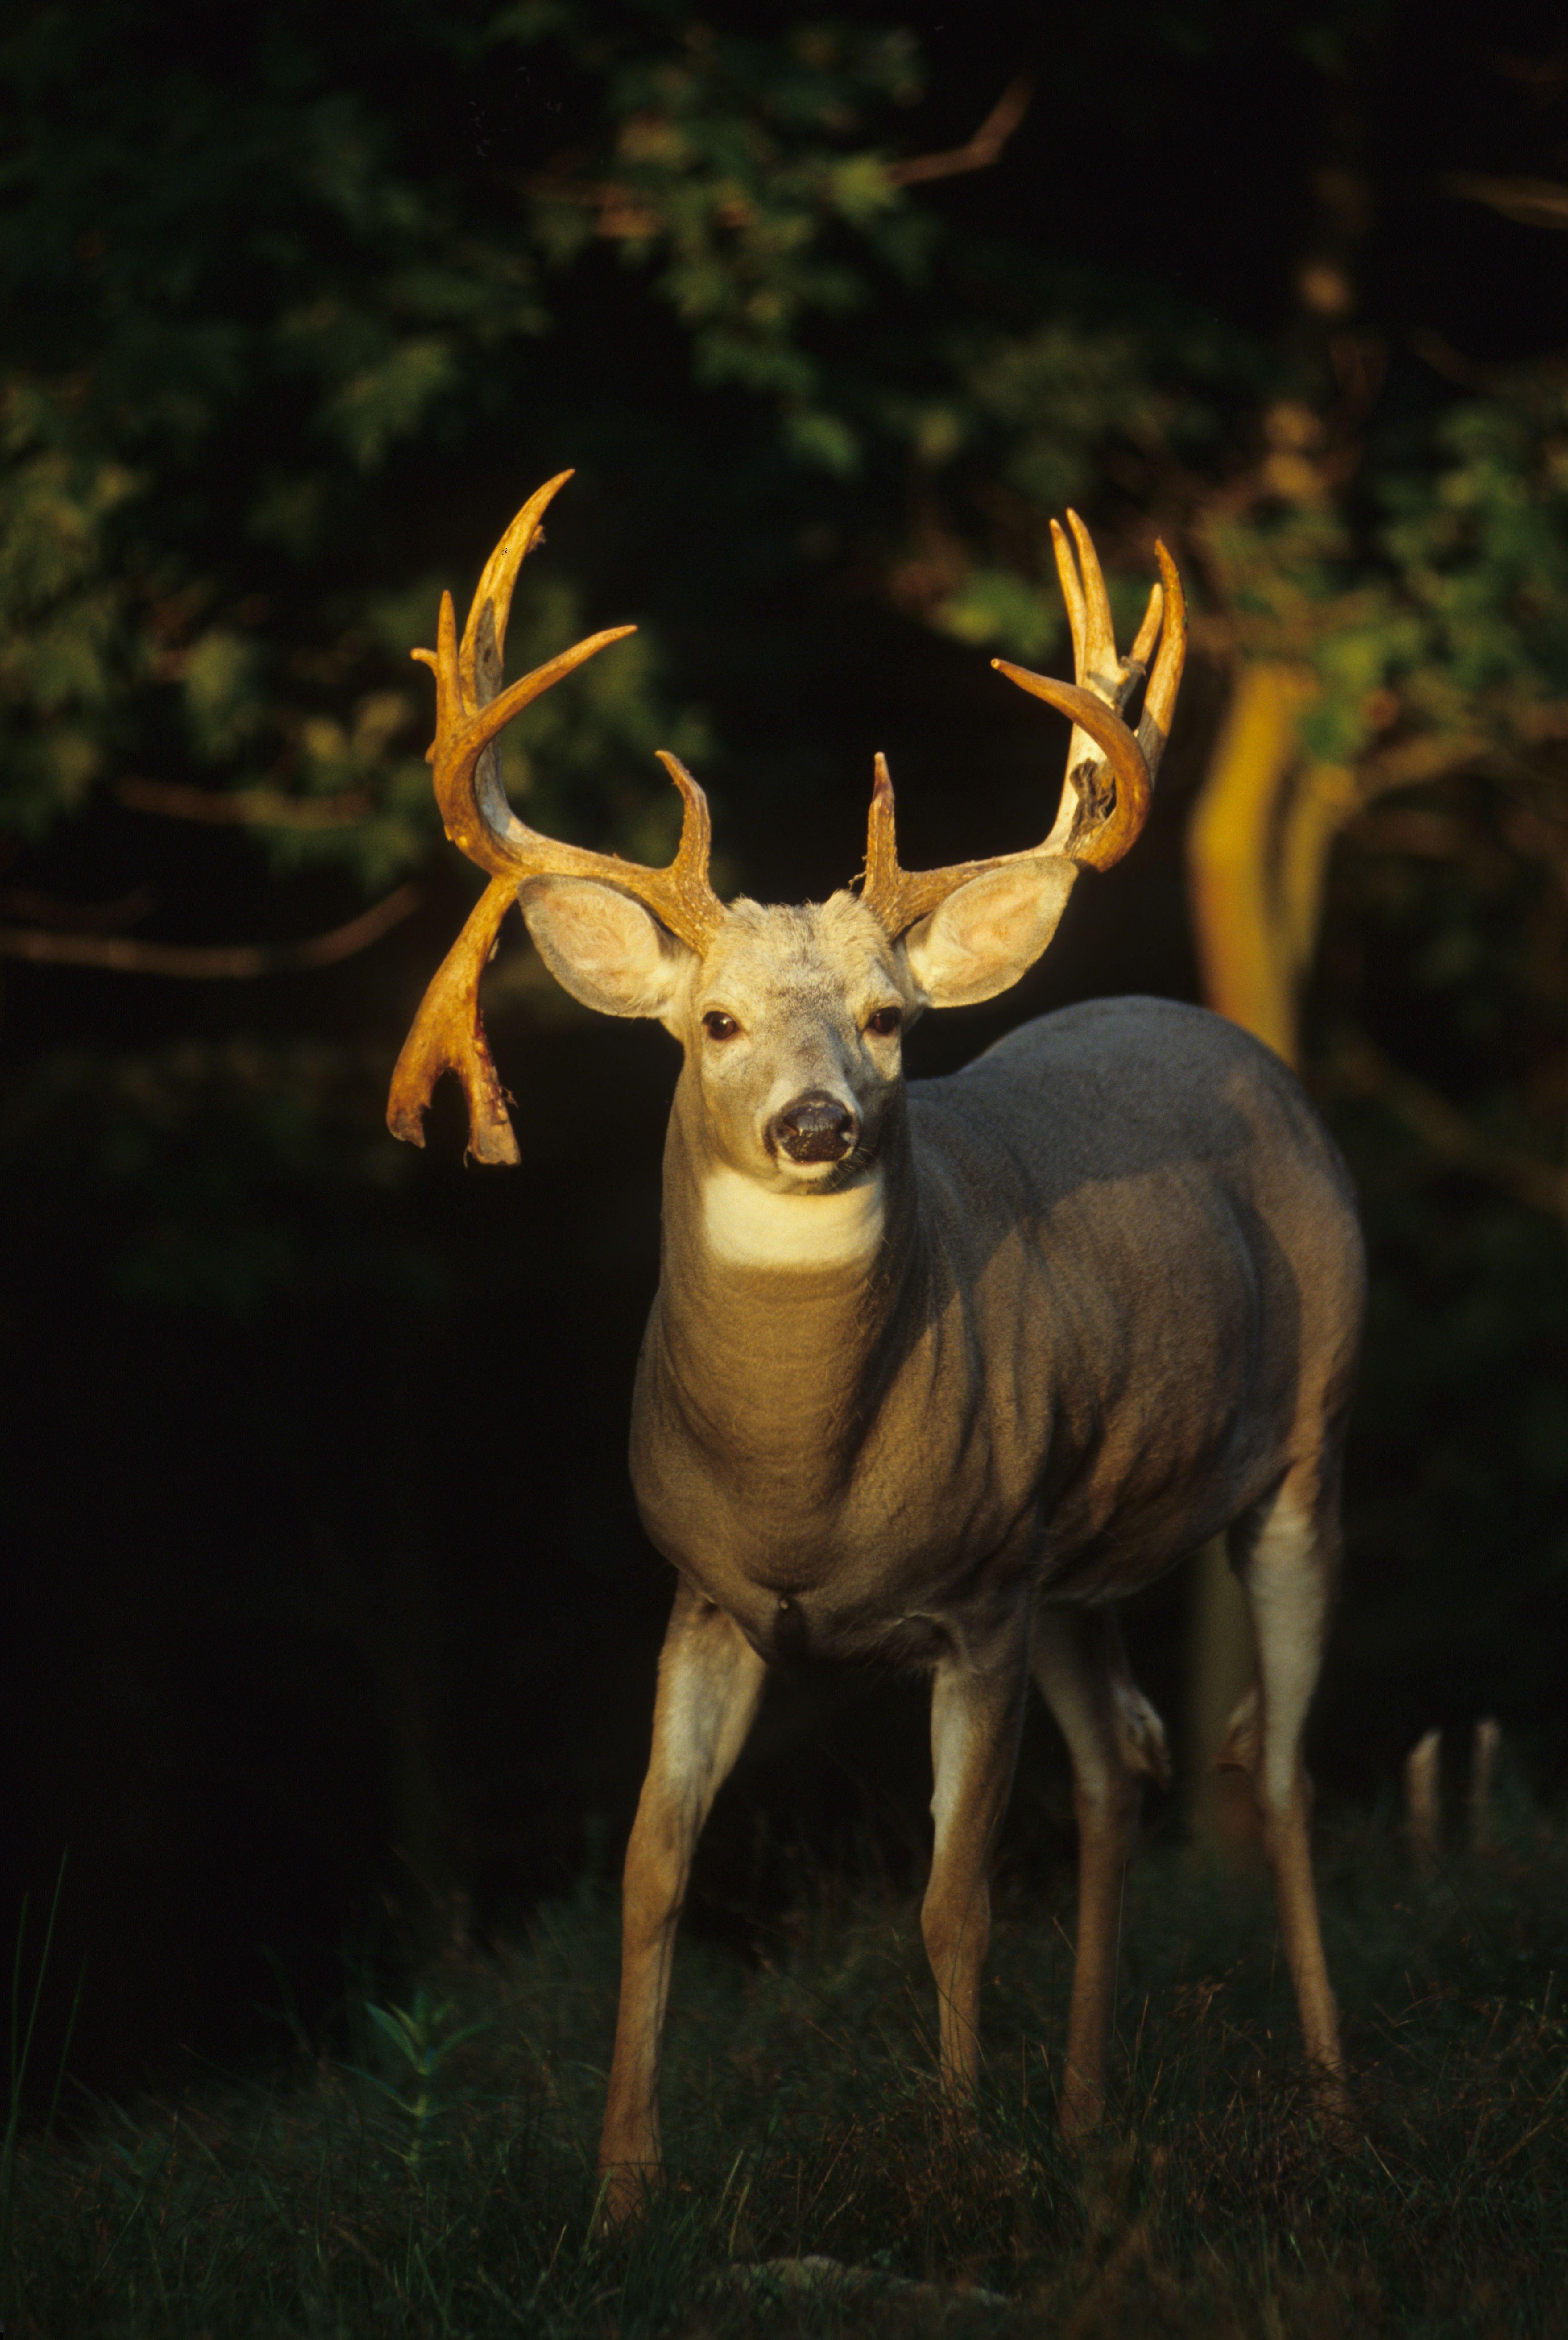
[387,472,726,1161]
[861,515,1186,937]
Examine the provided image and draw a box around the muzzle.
[768,1090,858,1166]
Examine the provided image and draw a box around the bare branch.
[1444,172,1568,232]
[1333,1030,1568,1223]
[1408,328,1498,390]
[528,75,1034,239]
[0,884,155,933]
[116,777,372,828]
[1481,46,1568,96]
[1357,732,1494,797]
[1347,807,1475,859]
[885,74,1034,187]
[0,883,420,979]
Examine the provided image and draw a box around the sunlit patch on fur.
[701,1166,885,1271]
[1245,1499,1329,1811]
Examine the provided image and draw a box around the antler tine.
[862,751,918,930]
[651,751,728,944]
[1052,515,1089,680]
[1137,543,1186,782]
[410,497,725,950]
[1129,575,1164,672]
[1050,513,1136,816]
[861,519,1187,933]
[389,479,730,1162]
[461,468,575,708]
[1063,512,1117,686]
[424,604,642,877]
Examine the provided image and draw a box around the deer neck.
[645,1069,925,1511]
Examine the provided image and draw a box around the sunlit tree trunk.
[1183,663,1356,1848]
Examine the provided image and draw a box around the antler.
[387,471,726,1162]
[861,515,1187,937]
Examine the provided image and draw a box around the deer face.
[687,895,911,1185]
[519,883,912,1191]
[517,852,1088,1272]
[517,859,1083,1272]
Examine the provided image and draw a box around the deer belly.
[1034,1420,1289,1604]
[675,1565,988,1670]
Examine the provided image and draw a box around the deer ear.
[519,875,694,1020]
[902,858,1078,1009]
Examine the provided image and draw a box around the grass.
[4,1805,1566,2338]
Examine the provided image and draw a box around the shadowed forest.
[2,1,1566,2330]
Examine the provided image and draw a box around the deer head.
[387,474,1185,1176]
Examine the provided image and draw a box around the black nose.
[769,1090,858,1164]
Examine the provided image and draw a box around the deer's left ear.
[902,858,1078,1009]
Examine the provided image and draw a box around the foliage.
[350,1988,490,2172]
[4,1811,1567,2335]
[6,0,1561,1087]
[0,3,948,888]
[1,1859,78,2293]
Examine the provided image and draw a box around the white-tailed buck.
[390,473,1364,2222]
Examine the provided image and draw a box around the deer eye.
[866,1006,903,1038]
[702,1010,741,1042]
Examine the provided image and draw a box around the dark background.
[2,0,1564,2099]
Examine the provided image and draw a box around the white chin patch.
[701,1165,885,1272]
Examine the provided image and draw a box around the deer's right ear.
[519,875,694,1021]
[902,857,1078,1009]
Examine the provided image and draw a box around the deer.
[388,472,1364,2225]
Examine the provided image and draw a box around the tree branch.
[116,777,372,828]
[528,75,1034,236]
[884,74,1034,186]
[1332,1030,1568,1224]
[1444,172,1568,232]
[0,883,420,978]
[0,884,156,933]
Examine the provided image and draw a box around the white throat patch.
[700,1166,885,1273]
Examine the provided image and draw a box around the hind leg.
[1228,1478,1348,2112]
[1032,1606,1170,2136]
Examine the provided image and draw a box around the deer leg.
[597,1579,766,2226]
[922,1637,1030,2102]
[1031,1606,1169,2138]
[1230,1485,1349,2122]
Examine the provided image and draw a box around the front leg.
[922,1629,1030,2099]
[598,1580,766,2226]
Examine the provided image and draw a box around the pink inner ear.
[939,863,1058,953]
[906,859,1077,1011]
[521,873,684,1020]
[550,886,658,974]
[956,891,1037,958]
